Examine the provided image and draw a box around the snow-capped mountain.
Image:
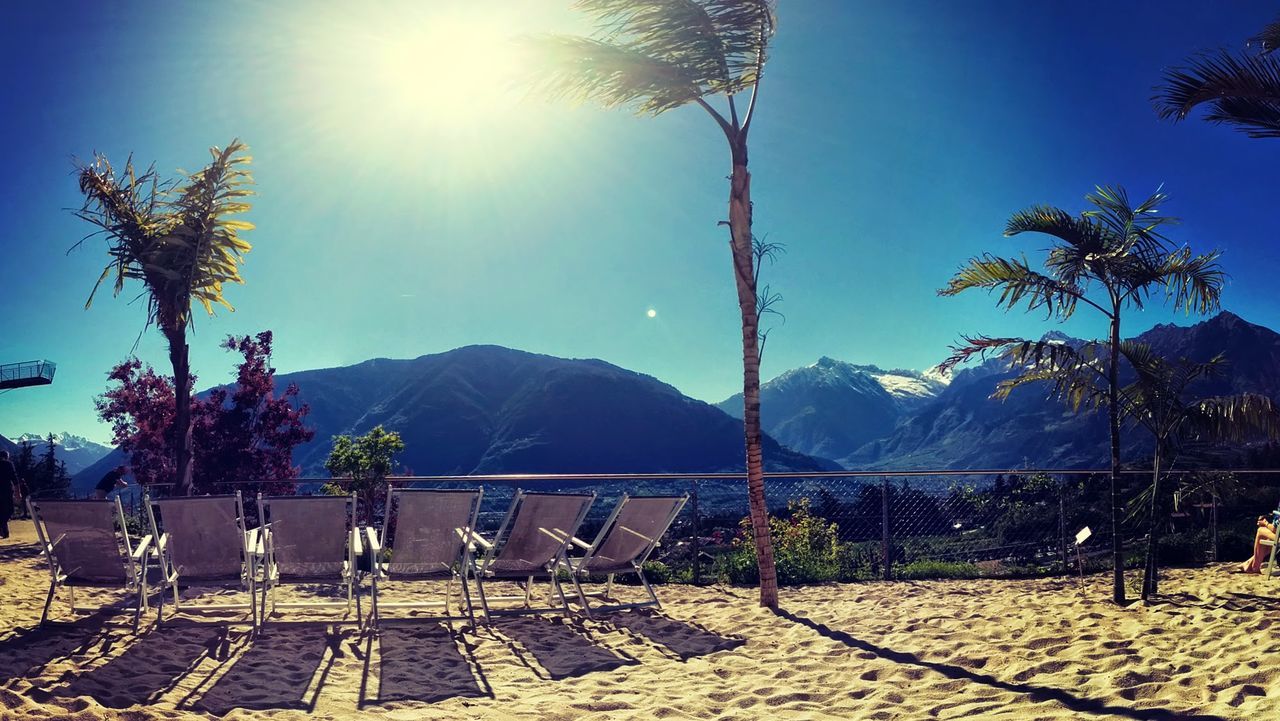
[11,432,113,475]
[717,357,949,461]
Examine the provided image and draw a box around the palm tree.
[524,1,781,606]
[1115,346,1280,598]
[74,141,255,496]
[1154,14,1280,138]
[939,186,1224,604]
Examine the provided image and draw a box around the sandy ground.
[2,518,1278,720]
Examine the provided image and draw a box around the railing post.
[881,476,891,581]
[1210,488,1219,563]
[1058,476,1069,575]
[691,479,701,585]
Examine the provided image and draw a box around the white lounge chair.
[471,490,595,620]
[28,497,153,632]
[257,494,362,627]
[144,492,260,629]
[561,494,687,616]
[365,487,483,629]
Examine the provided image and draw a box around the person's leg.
[0,499,11,538]
[1242,526,1276,572]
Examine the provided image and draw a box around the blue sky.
[2,1,1277,443]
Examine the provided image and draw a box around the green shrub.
[714,498,849,585]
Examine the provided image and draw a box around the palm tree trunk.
[1141,446,1162,600]
[1108,313,1125,604]
[728,135,778,608]
[165,327,195,496]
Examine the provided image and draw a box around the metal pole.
[691,479,701,585]
[1059,476,1069,574]
[881,476,891,581]
[1210,488,1219,563]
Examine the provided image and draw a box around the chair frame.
[561,494,688,617]
[365,486,483,630]
[28,496,153,632]
[1264,509,1280,578]
[145,491,261,630]
[256,493,362,628]
[471,489,595,621]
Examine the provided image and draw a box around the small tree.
[323,425,405,526]
[97,331,313,494]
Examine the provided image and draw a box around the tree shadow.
[493,616,637,680]
[600,609,744,661]
[45,626,224,709]
[358,623,490,707]
[0,542,42,563]
[772,608,1231,721]
[1144,591,1280,613]
[190,624,339,714]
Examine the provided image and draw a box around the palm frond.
[524,0,775,116]
[938,254,1091,320]
[1154,50,1280,138]
[1248,15,1280,54]
[1082,185,1175,256]
[1003,205,1108,252]
[1118,247,1225,314]
[1184,394,1280,444]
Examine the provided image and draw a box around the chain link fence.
[66,469,1280,586]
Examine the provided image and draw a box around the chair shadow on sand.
[1145,591,1280,613]
[773,608,1233,721]
[190,624,339,715]
[47,625,227,709]
[601,609,745,661]
[359,623,491,707]
[494,616,638,680]
[0,620,115,683]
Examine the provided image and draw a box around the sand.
[2,518,1277,720]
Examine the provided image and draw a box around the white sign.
[1075,526,1092,546]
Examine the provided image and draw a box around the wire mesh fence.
[52,468,1280,585]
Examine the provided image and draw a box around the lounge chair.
[471,490,595,620]
[365,487,483,629]
[560,494,687,616]
[27,497,153,631]
[256,494,362,627]
[145,492,260,629]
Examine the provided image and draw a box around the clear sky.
[2,1,1277,443]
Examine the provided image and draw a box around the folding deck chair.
[257,493,362,627]
[144,492,260,629]
[365,487,483,629]
[1264,507,1280,578]
[471,490,595,620]
[28,497,154,632]
[560,494,687,617]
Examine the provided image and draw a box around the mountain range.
[70,310,1280,492]
[73,345,832,493]
[6,432,113,475]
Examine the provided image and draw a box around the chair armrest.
[618,525,659,545]
[569,536,592,551]
[468,529,493,550]
[365,526,382,554]
[538,527,569,545]
[245,528,264,556]
[352,526,364,555]
[131,534,153,561]
[1262,538,1276,547]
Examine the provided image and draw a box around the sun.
[647,309,658,318]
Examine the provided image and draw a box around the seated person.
[1239,513,1278,574]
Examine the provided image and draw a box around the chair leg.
[369,573,380,633]
[636,567,660,609]
[40,581,58,625]
[523,577,533,608]
[570,572,592,618]
[550,569,571,616]
[474,574,493,625]
[605,573,615,599]
[459,568,477,628]
[68,586,77,613]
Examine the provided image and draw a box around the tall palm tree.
[74,140,255,496]
[939,186,1223,604]
[524,0,780,606]
[1154,14,1280,138]
[1115,345,1280,598]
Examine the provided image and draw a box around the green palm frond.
[1154,50,1280,138]
[1082,185,1175,256]
[524,0,775,117]
[1117,247,1225,314]
[73,141,254,331]
[938,254,1095,320]
[1003,205,1108,253]
[1184,393,1280,444]
[992,339,1109,411]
